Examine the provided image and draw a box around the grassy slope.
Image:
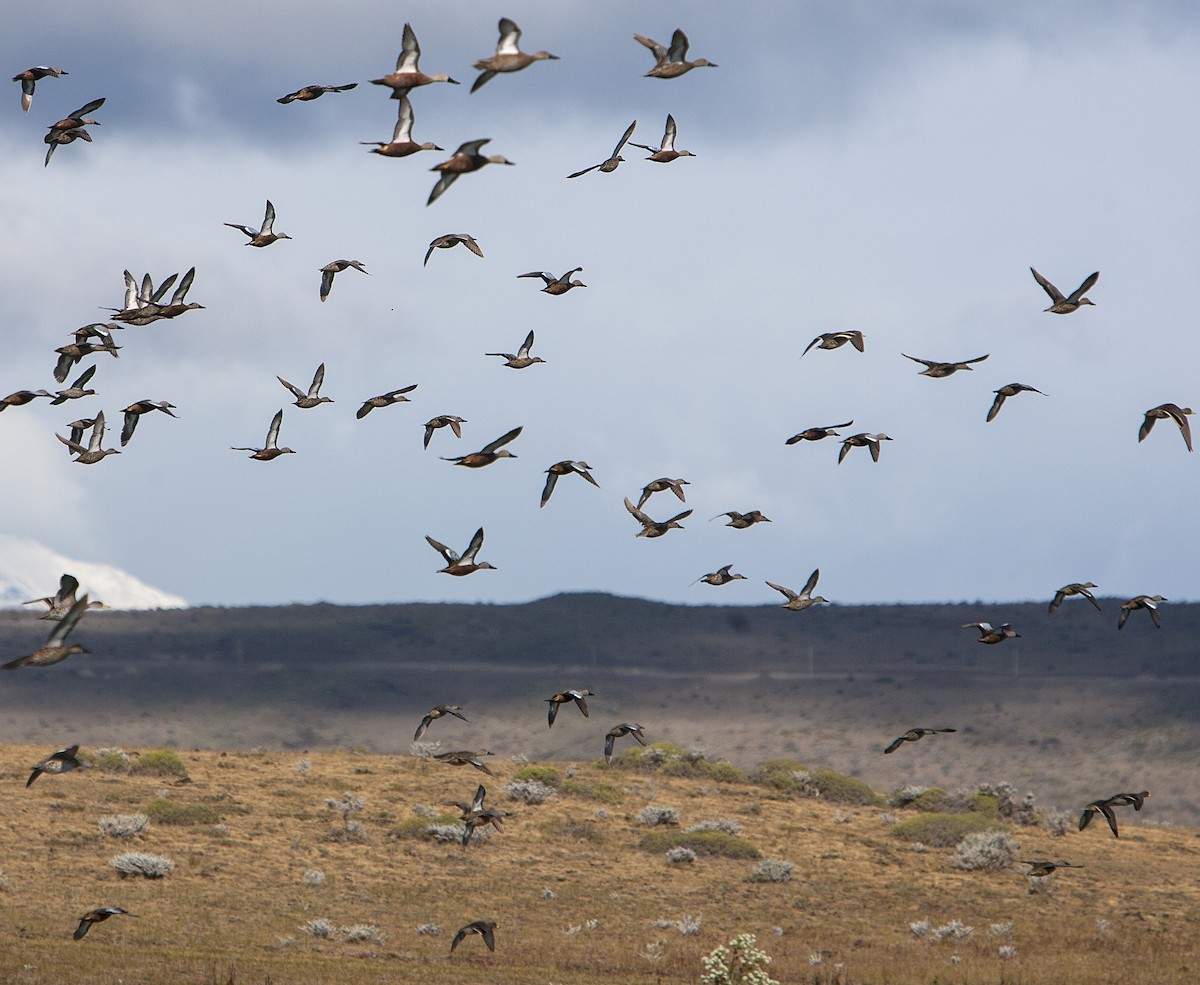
[0,746,1197,985]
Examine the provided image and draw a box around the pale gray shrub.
[1043,808,1074,837]
[293,758,310,776]
[1095,918,1111,937]
[978,782,1037,825]
[303,869,326,887]
[999,945,1017,959]
[879,812,900,825]
[541,889,557,900]
[417,924,441,936]
[791,770,821,798]
[98,813,149,838]
[425,823,469,844]
[953,830,1019,871]
[910,841,927,853]
[637,805,680,826]
[509,752,530,764]
[684,818,742,835]
[411,803,439,818]
[749,858,794,883]
[111,852,174,878]
[504,779,555,805]
[910,919,931,938]
[409,741,441,759]
[341,924,385,944]
[989,922,1013,937]
[653,915,701,935]
[666,846,697,864]
[302,918,336,939]
[932,920,973,941]
[889,785,929,808]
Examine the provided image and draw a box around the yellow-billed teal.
[428,139,514,205]
[451,920,497,952]
[903,352,989,377]
[433,750,495,776]
[961,621,1020,644]
[1031,267,1098,314]
[634,29,717,78]
[712,510,771,529]
[13,66,67,113]
[422,414,465,446]
[1048,582,1101,614]
[1119,595,1166,630]
[23,574,107,620]
[541,460,599,507]
[838,432,892,463]
[278,363,333,408]
[424,233,484,267]
[44,127,91,167]
[225,200,291,247]
[629,113,694,162]
[471,18,558,93]
[414,705,469,741]
[120,400,177,446]
[766,569,829,611]
[883,728,956,755]
[50,365,97,405]
[1139,403,1193,452]
[28,744,84,786]
[0,389,52,411]
[1024,860,1083,877]
[693,564,746,587]
[518,267,586,294]
[46,98,104,136]
[1079,797,1121,838]
[73,907,133,941]
[802,331,864,357]
[361,94,443,158]
[57,411,120,464]
[371,23,459,98]
[546,689,594,727]
[356,384,417,420]
[441,425,521,467]
[3,595,92,670]
[637,477,689,509]
[604,723,647,763]
[277,83,357,103]
[425,527,496,576]
[486,330,544,369]
[231,408,295,461]
[318,259,368,301]
[567,120,637,178]
[624,498,691,538]
[54,339,119,383]
[987,383,1046,422]
[787,421,852,445]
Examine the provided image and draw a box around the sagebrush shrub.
[1042,808,1074,837]
[130,749,188,778]
[701,932,779,985]
[98,814,149,838]
[504,779,555,804]
[302,918,335,939]
[666,846,697,864]
[303,869,325,887]
[111,852,174,878]
[685,818,742,835]
[953,829,1019,871]
[341,924,385,944]
[890,812,1005,847]
[638,805,680,826]
[88,748,132,773]
[511,765,560,786]
[748,858,794,883]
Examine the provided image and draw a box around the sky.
[1,1,1198,609]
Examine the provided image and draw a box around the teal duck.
[987,383,1046,421]
[604,723,647,763]
[231,409,295,461]
[57,411,120,464]
[425,527,495,576]
[1139,403,1193,452]
[3,595,92,670]
[54,339,119,383]
[0,389,52,411]
[451,920,497,952]
[50,365,97,405]
[634,30,717,78]
[802,331,864,357]
[74,907,133,940]
[225,200,291,247]
[46,98,104,136]
[318,260,368,301]
[486,330,544,369]
[277,83,356,103]
[356,384,417,420]
[371,23,459,98]
[903,353,989,377]
[425,233,484,267]
[541,460,599,507]
[518,267,586,294]
[13,66,67,113]
[414,705,469,741]
[28,744,84,786]
[24,574,106,620]
[1118,595,1165,630]
[787,421,852,444]
[471,18,558,93]
[433,750,495,776]
[1109,791,1151,811]
[961,621,1020,644]
[422,414,465,446]
[546,689,594,727]
[362,95,443,158]
[624,498,691,538]
[567,120,637,178]
[766,569,829,611]
[629,113,695,162]
[838,432,892,463]
[121,400,177,446]
[712,510,771,529]
[693,564,746,587]
[883,728,956,755]
[637,477,689,509]
[1031,267,1098,314]
[1023,860,1083,877]
[441,425,521,467]
[1079,797,1121,838]
[44,127,92,167]
[428,139,514,205]
[1048,582,1100,614]
[278,363,333,408]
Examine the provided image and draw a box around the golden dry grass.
[0,744,1197,984]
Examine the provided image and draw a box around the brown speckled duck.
[471,18,558,93]
[633,29,717,78]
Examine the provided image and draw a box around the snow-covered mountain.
[0,534,186,610]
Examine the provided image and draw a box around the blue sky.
[2,1,1198,608]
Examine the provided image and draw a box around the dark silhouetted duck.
[486,330,543,369]
[541,461,599,507]
[425,233,484,267]
[47,98,104,136]
[1079,797,1121,838]
[441,426,521,467]
[74,907,133,940]
[28,744,84,786]
[362,94,443,158]
[802,331,864,357]
[567,120,637,178]
[225,200,291,247]
[121,400,177,446]
[422,414,465,446]
[278,363,333,408]
[1139,403,1193,452]
[13,66,67,113]
[634,29,717,78]
[433,750,495,776]
[1109,791,1151,812]
[448,784,511,846]
[231,409,294,461]
[547,689,594,727]
[426,527,495,576]
[319,260,368,301]
[0,388,53,411]
[44,127,92,167]
[962,621,1020,644]
[693,565,746,587]
[629,113,695,162]
[1118,595,1166,630]
[987,383,1046,422]
[371,23,459,98]
[1024,860,1083,877]
[471,18,558,93]
[787,421,853,445]
[766,569,829,611]
[50,365,97,405]
[24,574,106,620]
[1031,267,1098,314]
[712,510,771,529]
[451,920,497,952]
[57,411,120,464]
[357,384,417,420]
[3,595,91,670]
[838,432,892,463]
[624,498,691,538]
[637,477,689,509]
[883,728,956,755]
[54,339,119,383]
[903,353,989,377]
[428,139,514,205]
[66,418,96,448]
[518,267,586,295]
[277,83,357,103]
[604,723,647,764]
[415,705,470,741]
[1048,582,1101,614]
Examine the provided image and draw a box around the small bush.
[87,748,132,773]
[98,814,149,838]
[807,768,883,805]
[505,780,555,805]
[954,830,1019,871]
[341,924,385,944]
[685,819,743,835]
[417,924,441,936]
[111,852,174,879]
[130,750,188,778]
[560,819,605,843]
[144,798,220,826]
[701,760,748,784]
[755,759,807,793]
[392,814,458,839]
[425,824,469,844]
[666,846,697,864]
[561,779,624,804]
[303,869,325,887]
[637,805,680,827]
[511,765,560,787]
[302,918,336,939]
[749,858,794,883]
[890,812,1006,847]
[1043,808,1074,837]
[654,914,703,936]
[640,830,760,859]
[701,933,779,985]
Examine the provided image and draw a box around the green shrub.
[907,788,949,811]
[611,742,690,772]
[755,759,807,793]
[391,814,457,839]
[143,798,220,826]
[130,750,188,778]
[85,748,132,774]
[639,830,760,859]
[890,812,1008,847]
[561,780,623,805]
[701,761,748,784]
[808,768,882,806]
[511,765,560,787]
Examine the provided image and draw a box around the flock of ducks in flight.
[7,14,1179,954]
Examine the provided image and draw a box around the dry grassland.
[0,744,1198,985]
